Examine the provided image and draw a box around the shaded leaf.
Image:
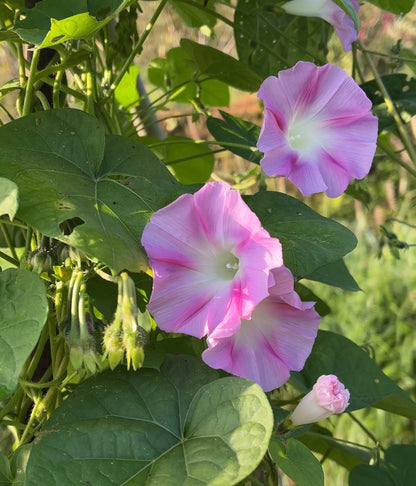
[180,38,262,92]
[0,178,18,220]
[26,355,273,486]
[269,438,324,486]
[0,109,182,273]
[248,191,357,278]
[0,453,10,486]
[0,269,48,400]
[304,259,361,291]
[291,331,416,417]
[299,428,371,471]
[207,111,262,164]
[349,445,416,486]
[10,445,31,486]
[234,0,328,78]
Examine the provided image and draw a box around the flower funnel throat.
[257,61,378,198]
[212,251,240,280]
[141,181,283,339]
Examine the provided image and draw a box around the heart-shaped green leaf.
[0,109,182,273]
[26,355,273,486]
[0,269,48,400]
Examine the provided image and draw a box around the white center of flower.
[213,251,240,280]
[287,118,322,152]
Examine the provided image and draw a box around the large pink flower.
[202,266,321,392]
[257,61,378,198]
[282,0,360,52]
[141,181,283,339]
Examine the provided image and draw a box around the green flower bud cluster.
[103,272,147,371]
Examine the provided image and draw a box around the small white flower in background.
[282,0,360,52]
[290,374,350,426]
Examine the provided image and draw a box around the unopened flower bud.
[290,374,350,426]
[103,323,124,370]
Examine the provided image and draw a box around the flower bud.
[290,374,350,426]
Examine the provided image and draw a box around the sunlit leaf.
[26,355,273,486]
[0,178,18,221]
[0,269,48,400]
[0,109,183,273]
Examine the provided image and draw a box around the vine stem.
[22,48,41,116]
[377,140,416,179]
[357,39,416,166]
[107,0,169,98]
[347,412,385,452]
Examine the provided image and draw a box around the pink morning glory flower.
[202,266,321,392]
[257,61,378,198]
[282,0,360,52]
[141,181,283,339]
[290,374,350,425]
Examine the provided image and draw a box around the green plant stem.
[348,412,385,452]
[1,223,18,261]
[20,226,33,267]
[148,139,259,152]
[377,140,416,179]
[0,249,19,266]
[24,324,50,381]
[358,39,416,166]
[108,0,169,97]
[22,48,41,116]
[34,90,51,110]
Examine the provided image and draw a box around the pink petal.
[203,267,321,391]
[287,155,328,196]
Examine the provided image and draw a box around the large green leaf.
[0,453,10,486]
[291,331,416,418]
[234,0,328,78]
[0,178,18,220]
[180,39,262,92]
[207,111,262,164]
[248,191,357,278]
[363,0,414,14]
[13,0,132,47]
[0,269,48,400]
[26,355,273,486]
[304,258,361,291]
[349,445,416,486]
[269,438,324,486]
[360,74,416,132]
[0,109,182,273]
